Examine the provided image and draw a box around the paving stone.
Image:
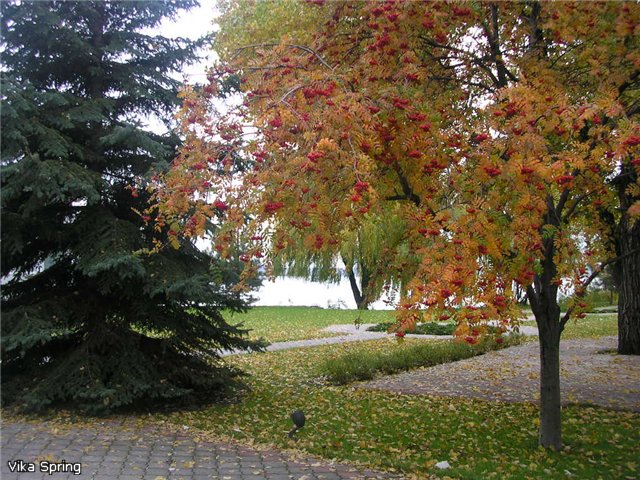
[318,474,343,480]
[125,455,149,463]
[2,419,401,480]
[361,336,640,412]
[95,468,123,476]
[144,466,170,476]
[264,467,288,475]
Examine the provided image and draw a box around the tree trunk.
[357,264,371,310]
[537,323,562,450]
[617,215,640,354]
[345,264,365,310]
[609,288,614,306]
[356,299,369,310]
[527,194,564,450]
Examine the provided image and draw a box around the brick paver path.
[1,418,400,480]
[362,336,640,412]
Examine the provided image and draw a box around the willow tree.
[271,209,412,309]
[154,1,640,449]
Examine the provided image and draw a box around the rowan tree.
[0,0,263,413]
[154,1,640,449]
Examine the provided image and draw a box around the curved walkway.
[221,326,387,357]
[222,323,539,356]
[1,418,401,480]
[361,336,640,412]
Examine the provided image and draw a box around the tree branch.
[618,69,639,96]
[560,247,640,328]
[481,4,518,87]
[392,163,421,207]
[244,65,308,71]
[562,192,594,223]
[555,187,571,220]
[233,43,333,70]
[418,35,502,87]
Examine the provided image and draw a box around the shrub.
[367,322,457,335]
[319,336,523,385]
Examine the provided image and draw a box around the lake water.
[253,277,395,310]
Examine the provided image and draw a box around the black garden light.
[288,409,306,438]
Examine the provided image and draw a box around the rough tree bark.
[615,62,640,354]
[526,285,564,450]
[527,288,564,450]
[525,194,565,450]
[617,209,640,355]
[537,320,562,449]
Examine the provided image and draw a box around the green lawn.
[522,313,618,340]
[167,330,639,479]
[224,306,397,342]
[227,306,619,344]
[167,310,636,479]
[11,307,634,479]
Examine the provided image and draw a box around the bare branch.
[562,192,594,223]
[618,69,640,96]
[560,247,640,327]
[244,65,308,71]
[392,163,421,207]
[555,188,571,220]
[234,43,333,70]
[277,84,304,104]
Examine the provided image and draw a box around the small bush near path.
[320,336,523,385]
[367,321,457,335]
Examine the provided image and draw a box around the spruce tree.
[1,0,262,413]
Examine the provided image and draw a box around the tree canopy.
[154,0,639,448]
